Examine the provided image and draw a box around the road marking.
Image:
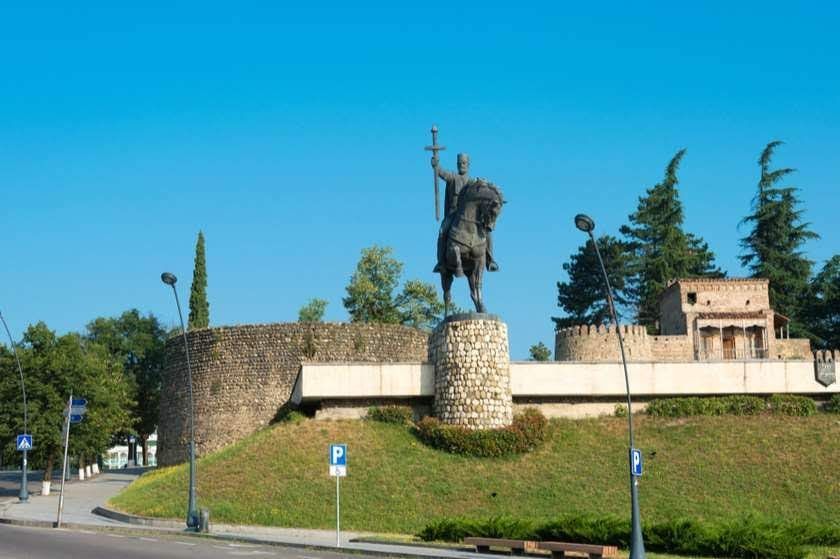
[175,541,197,546]
[106,534,126,538]
[139,537,158,542]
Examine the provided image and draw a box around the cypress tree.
[740,141,818,334]
[621,149,723,329]
[188,231,210,329]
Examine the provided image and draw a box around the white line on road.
[175,541,197,546]
[106,534,126,538]
[139,537,158,542]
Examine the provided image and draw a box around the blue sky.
[1,3,837,358]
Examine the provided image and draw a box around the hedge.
[414,408,547,457]
[418,514,840,559]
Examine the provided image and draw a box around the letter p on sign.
[631,448,643,476]
[329,444,347,477]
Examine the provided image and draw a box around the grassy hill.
[110,414,839,535]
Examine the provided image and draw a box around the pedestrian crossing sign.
[16,434,32,451]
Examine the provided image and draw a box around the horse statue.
[436,178,504,314]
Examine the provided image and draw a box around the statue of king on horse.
[425,126,505,314]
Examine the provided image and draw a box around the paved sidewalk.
[0,468,495,559]
[0,469,141,527]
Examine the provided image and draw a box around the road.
[0,524,377,559]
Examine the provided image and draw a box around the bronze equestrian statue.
[434,176,504,314]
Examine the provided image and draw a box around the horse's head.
[468,178,504,231]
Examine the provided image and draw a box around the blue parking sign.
[630,448,643,476]
[330,444,347,466]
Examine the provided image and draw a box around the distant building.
[556,278,813,362]
[104,432,157,469]
[658,278,802,360]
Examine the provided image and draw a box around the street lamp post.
[0,311,29,503]
[160,272,199,529]
[574,214,646,559]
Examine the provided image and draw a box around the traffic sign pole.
[336,472,340,547]
[56,394,73,528]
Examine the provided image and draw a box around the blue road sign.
[631,448,643,476]
[70,414,84,423]
[71,398,87,407]
[330,444,347,466]
[16,434,32,451]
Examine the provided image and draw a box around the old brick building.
[556,278,813,362]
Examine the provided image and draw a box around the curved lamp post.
[574,214,646,559]
[160,272,199,529]
[0,311,29,503]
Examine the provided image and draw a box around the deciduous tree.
[528,342,551,361]
[396,280,444,330]
[343,245,403,324]
[86,310,166,465]
[298,298,328,322]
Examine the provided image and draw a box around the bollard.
[199,509,210,533]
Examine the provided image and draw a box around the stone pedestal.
[430,313,513,430]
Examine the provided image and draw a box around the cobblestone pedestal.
[430,313,513,429]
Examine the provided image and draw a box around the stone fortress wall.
[554,324,695,362]
[157,322,428,466]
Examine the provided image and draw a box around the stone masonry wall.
[430,316,513,429]
[158,322,428,466]
[554,325,652,362]
[774,338,813,360]
[650,335,695,361]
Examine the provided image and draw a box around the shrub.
[368,405,413,425]
[414,408,547,457]
[646,396,765,417]
[768,394,816,416]
[536,514,630,548]
[418,514,838,559]
[418,516,535,542]
[273,408,307,424]
[613,404,627,417]
[824,394,840,414]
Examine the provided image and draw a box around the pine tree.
[188,231,209,329]
[553,235,630,328]
[621,149,723,329]
[804,256,840,348]
[740,141,818,335]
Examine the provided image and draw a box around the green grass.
[110,415,840,538]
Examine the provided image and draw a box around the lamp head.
[161,272,178,286]
[574,214,595,233]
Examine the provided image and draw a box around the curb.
[92,506,183,529]
[88,507,476,559]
